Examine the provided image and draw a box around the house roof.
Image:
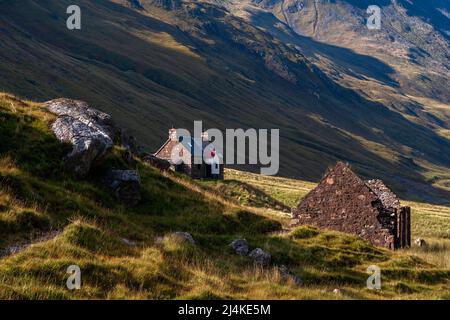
[154,135,222,162]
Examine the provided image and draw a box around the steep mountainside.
[0,0,449,202]
[227,0,450,100]
[224,0,450,130]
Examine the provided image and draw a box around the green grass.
[0,93,450,300]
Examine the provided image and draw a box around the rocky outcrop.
[229,239,249,256]
[47,99,116,177]
[104,170,141,206]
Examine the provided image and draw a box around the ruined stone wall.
[292,163,397,249]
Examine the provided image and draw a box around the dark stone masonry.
[292,162,411,249]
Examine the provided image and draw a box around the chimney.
[169,128,178,141]
[202,131,210,141]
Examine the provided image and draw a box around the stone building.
[292,162,411,249]
[153,128,224,179]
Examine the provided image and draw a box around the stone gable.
[292,162,410,249]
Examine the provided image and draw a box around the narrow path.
[0,230,61,259]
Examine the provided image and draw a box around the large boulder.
[47,99,117,138]
[47,99,116,177]
[104,170,141,206]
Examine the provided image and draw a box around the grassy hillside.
[226,169,450,270]
[1,93,449,299]
[0,0,450,204]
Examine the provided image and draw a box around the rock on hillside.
[104,169,141,206]
[47,99,116,178]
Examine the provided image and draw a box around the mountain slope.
[227,0,450,102]
[0,0,449,202]
[224,0,450,137]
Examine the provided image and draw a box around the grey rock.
[173,232,195,244]
[47,99,116,177]
[229,239,249,256]
[248,248,271,267]
[104,170,141,206]
[47,99,117,138]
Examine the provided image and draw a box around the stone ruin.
[292,162,411,249]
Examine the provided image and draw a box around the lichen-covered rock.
[229,239,249,256]
[248,248,271,267]
[47,99,117,138]
[47,99,116,177]
[104,170,141,206]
